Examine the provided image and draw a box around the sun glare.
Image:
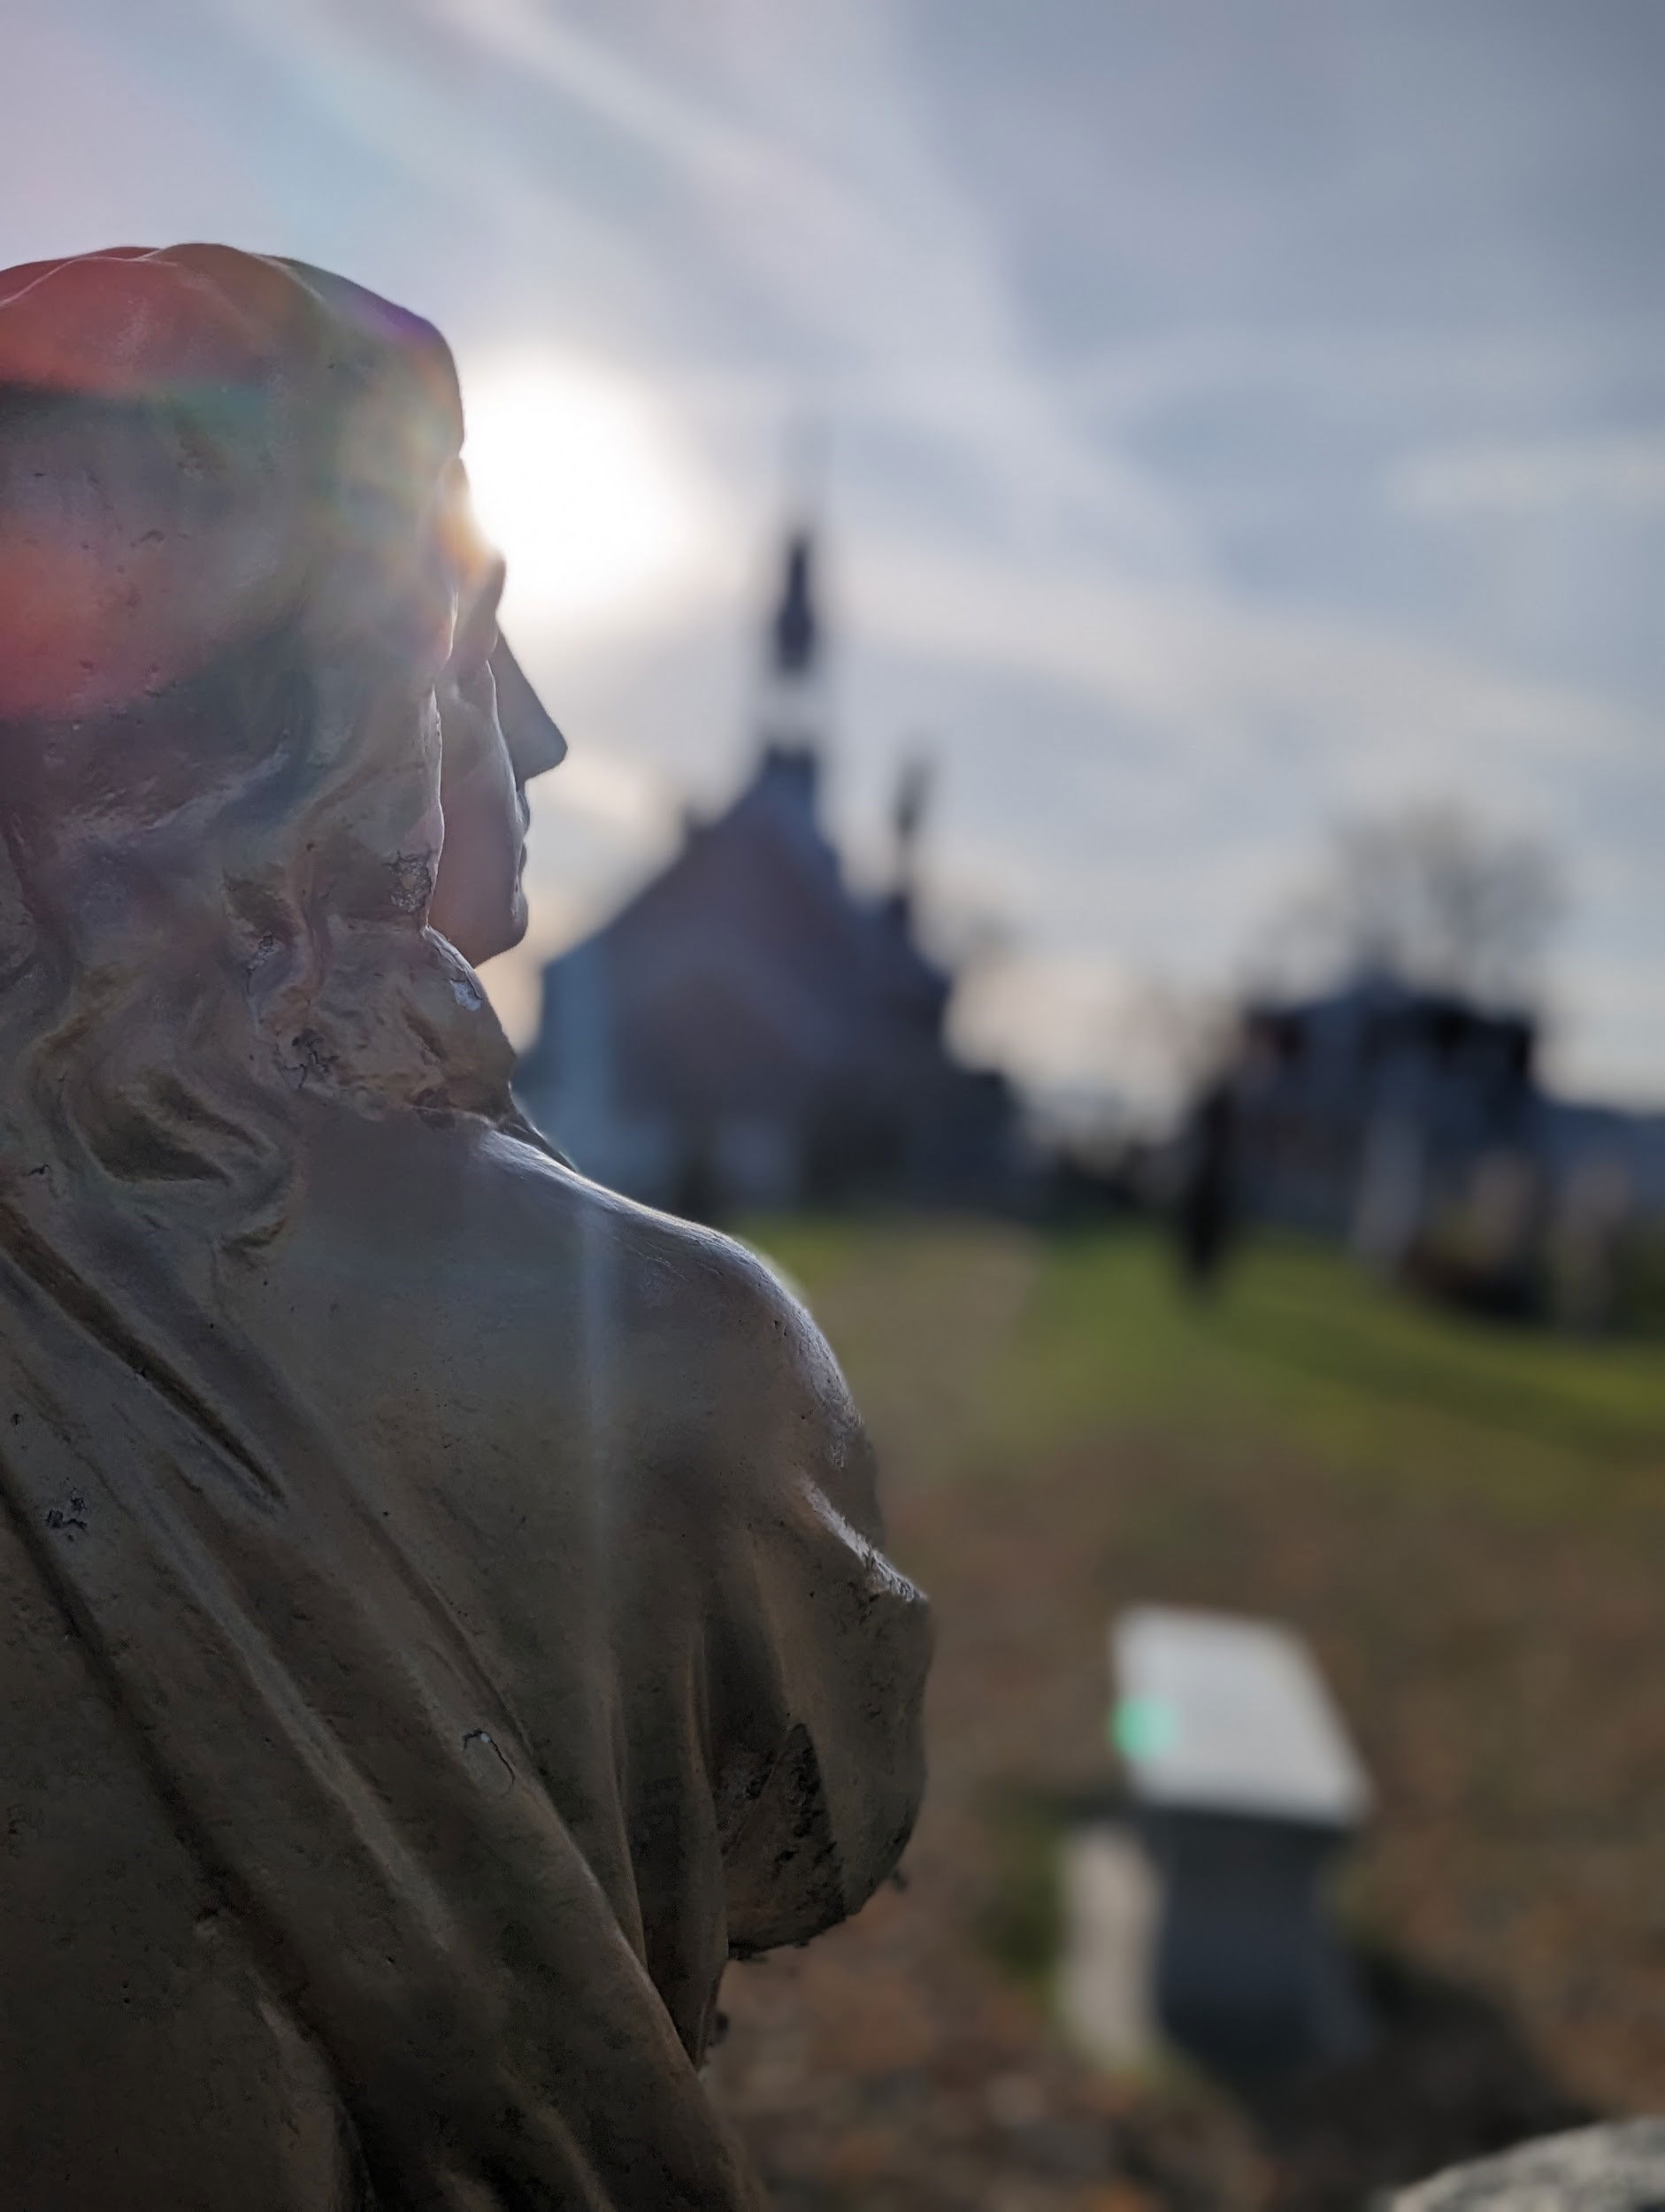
[460,353,710,632]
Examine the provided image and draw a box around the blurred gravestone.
[1062,1606,1371,2076]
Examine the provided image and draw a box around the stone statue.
[0,245,930,2210]
[1391,2123,1665,2212]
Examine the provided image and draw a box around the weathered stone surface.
[1390,2121,1665,2212]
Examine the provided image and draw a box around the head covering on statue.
[0,246,929,2212]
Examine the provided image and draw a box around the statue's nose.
[490,634,566,780]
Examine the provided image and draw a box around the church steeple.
[758,519,825,771]
[769,527,819,682]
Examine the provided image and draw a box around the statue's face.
[428,562,565,967]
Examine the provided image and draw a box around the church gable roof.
[581,742,950,1032]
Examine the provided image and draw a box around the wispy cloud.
[843,539,1648,780]
[1393,432,1665,518]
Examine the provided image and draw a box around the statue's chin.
[504,879,531,956]
[467,883,529,972]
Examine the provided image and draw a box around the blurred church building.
[516,527,1020,1217]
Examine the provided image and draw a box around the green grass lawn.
[752,1219,1665,1512]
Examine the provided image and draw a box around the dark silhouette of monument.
[1175,1072,1241,1296]
[518,527,1019,1216]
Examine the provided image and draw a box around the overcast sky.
[5,0,1663,1110]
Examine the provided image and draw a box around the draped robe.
[0,1097,930,2209]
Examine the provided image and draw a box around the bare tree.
[1286,802,1562,1007]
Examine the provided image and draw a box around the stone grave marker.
[1061,1605,1372,2076]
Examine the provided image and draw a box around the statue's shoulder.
[498,1148,880,1535]
[289,1108,856,1479]
[463,1124,849,1416]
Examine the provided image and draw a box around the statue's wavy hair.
[0,246,518,1253]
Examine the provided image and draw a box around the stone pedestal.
[1139,1804,1368,2071]
[1063,1606,1372,2076]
